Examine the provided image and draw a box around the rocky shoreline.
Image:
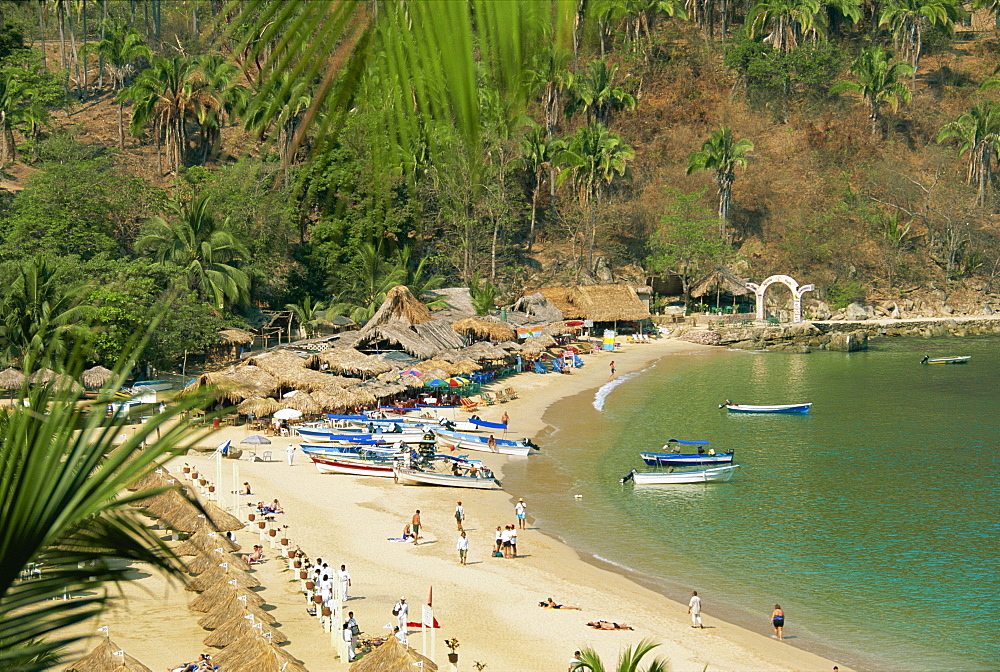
[671,315,1000,353]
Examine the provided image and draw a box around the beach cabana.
[185,565,261,592]
[61,638,153,672]
[451,317,517,343]
[349,635,438,672]
[199,595,278,630]
[217,328,255,360]
[81,365,114,389]
[175,530,241,557]
[0,366,25,390]
[188,583,264,612]
[203,614,288,647]
[210,632,306,671]
[186,551,250,575]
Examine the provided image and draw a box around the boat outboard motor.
[920,355,929,364]
[523,438,540,450]
[620,469,636,484]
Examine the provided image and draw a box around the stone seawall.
[672,316,1000,352]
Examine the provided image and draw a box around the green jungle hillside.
[1,0,999,369]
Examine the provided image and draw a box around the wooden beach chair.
[460,398,479,412]
[479,392,497,405]
[503,387,518,400]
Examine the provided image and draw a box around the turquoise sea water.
[502,337,1000,671]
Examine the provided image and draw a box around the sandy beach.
[63,339,849,672]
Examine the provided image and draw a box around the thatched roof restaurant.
[307,348,394,378]
[356,322,440,360]
[528,284,650,323]
[451,317,517,342]
[61,638,152,672]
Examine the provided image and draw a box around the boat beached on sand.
[639,439,734,466]
[433,428,536,457]
[394,456,502,489]
[621,465,740,485]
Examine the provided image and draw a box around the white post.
[231,462,240,515]
[214,451,222,502]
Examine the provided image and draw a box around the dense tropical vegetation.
[0,0,994,371]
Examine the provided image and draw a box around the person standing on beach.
[688,590,703,628]
[455,501,465,530]
[501,411,510,436]
[495,526,503,555]
[568,651,582,671]
[457,530,469,564]
[771,604,785,640]
[394,597,409,631]
[509,524,518,557]
[286,443,295,466]
[609,360,616,380]
[500,525,512,558]
[515,498,527,529]
[411,510,421,545]
[338,564,351,601]
[342,619,356,661]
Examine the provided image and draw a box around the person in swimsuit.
[771,604,785,640]
[543,597,582,610]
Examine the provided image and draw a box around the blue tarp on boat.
[470,418,508,430]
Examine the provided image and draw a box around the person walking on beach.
[457,530,469,565]
[411,510,421,545]
[338,564,351,601]
[455,501,465,530]
[286,443,296,466]
[688,590,703,628]
[771,604,785,640]
[609,360,616,380]
[394,596,409,631]
[515,498,527,529]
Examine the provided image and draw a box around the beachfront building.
[526,284,651,336]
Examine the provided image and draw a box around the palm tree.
[572,639,668,672]
[565,58,638,126]
[749,0,824,52]
[329,242,407,324]
[0,71,31,166]
[136,195,251,309]
[879,0,962,75]
[521,125,565,252]
[831,46,913,139]
[285,295,327,339]
[937,102,1000,206]
[686,127,754,238]
[557,122,634,271]
[0,345,212,669]
[92,23,151,149]
[192,54,248,164]
[0,256,94,367]
[603,0,688,50]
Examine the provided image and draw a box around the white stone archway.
[745,275,814,323]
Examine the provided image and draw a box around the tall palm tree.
[136,195,251,309]
[565,58,638,126]
[0,256,94,367]
[92,23,151,149]
[557,122,634,271]
[572,639,668,672]
[686,127,754,237]
[937,102,1000,207]
[329,241,407,324]
[521,124,565,252]
[0,71,32,166]
[192,54,248,164]
[831,46,912,139]
[0,345,212,669]
[749,0,824,52]
[285,295,327,339]
[879,0,962,75]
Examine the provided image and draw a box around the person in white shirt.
[346,611,359,658]
[688,590,703,628]
[394,596,409,631]
[454,501,465,530]
[568,650,582,671]
[515,498,527,529]
[338,564,352,601]
[500,526,512,558]
[456,531,469,565]
[320,573,334,607]
[342,620,355,661]
[509,526,518,558]
[393,626,407,646]
[286,443,296,466]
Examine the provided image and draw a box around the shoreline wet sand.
[63,338,849,671]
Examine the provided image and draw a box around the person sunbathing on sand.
[586,621,633,630]
[167,653,213,672]
[541,597,582,610]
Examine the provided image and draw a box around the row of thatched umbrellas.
[0,365,117,394]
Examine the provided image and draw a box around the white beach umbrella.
[272,408,302,420]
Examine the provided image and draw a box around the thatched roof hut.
[413,358,457,376]
[237,397,281,417]
[203,501,245,532]
[511,292,565,323]
[573,284,650,322]
[186,550,249,575]
[280,391,321,415]
[188,582,264,612]
[413,320,467,351]
[185,564,261,592]
[274,365,346,393]
[28,368,55,384]
[308,348,394,378]
[310,388,354,412]
[198,591,277,629]
[451,360,482,375]
[349,636,438,672]
[219,328,255,346]
[451,317,517,342]
[175,530,240,557]
[0,367,25,389]
[362,285,433,331]
[61,638,153,672]
[244,349,309,374]
[689,266,753,299]
[355,322,440,360]
[211,635,306,672]
[530,288,580,319]
[127,467,175,492]
[203,613,287,647]
[523,334,557,349]
[81,366,114,389]
[184,366,279,404]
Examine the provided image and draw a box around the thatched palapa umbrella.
[188,582,265,612]
[175,530,240,556]
[451,317,517,342]
[415,358,457,376]
[185,564,261,592]
[280,391,321,415]
[211,634,306,672]
[186,549,250,575]
[61,638,153,672]
[81,365,115,389]
[308,348,394,378]
[198,591,277,629]
[203,501,245,532]
[127,467,175,492]
[0,367,26,390]
[348,635,438,671]
[203,613,287,647]
[237,397,281,417]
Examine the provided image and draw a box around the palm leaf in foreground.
[0,349,213,669]
[573,638,669,672]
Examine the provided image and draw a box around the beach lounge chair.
[503,387,518,400]
[460,398,479,412]
[480,392,497,406]
[533,361,548,374]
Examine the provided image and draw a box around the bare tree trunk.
[38,1,46,68]
[99,0,107,89]
[58,2,66,71]
[118,101,124,149]
[65,1,82,99]
[0,115,16,166]
[528,180,539,252]
[81,0,88,100]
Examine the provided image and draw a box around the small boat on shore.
[920,355,971,365]
[640,440,734,466]
[621,465,740,485]
[433,429,534,457]
[307,452,398,477]
[722,402,812,414]
[295,426,434,444]
[394,462,502,489]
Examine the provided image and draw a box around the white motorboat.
[621,465,740,485]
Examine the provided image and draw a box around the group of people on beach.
[167,653,215,672]
[688,590,787,641]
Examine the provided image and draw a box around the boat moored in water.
[722,402,812,414]
[639,439,734,466]
[621,465,740,485]
[920,355,971,365]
